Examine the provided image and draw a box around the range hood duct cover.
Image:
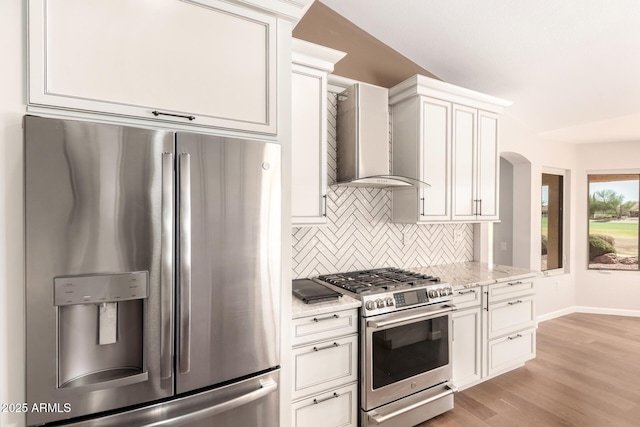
[335,83,428,190]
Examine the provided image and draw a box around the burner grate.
[317,268,440,293]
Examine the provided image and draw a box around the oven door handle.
[367,383,457,425]
[366,305,456,329]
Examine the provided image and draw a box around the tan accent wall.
[293,1,440,88]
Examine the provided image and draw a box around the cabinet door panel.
[421,98,451,221]
[292,383,358,427]
[291,65,327,224]
[292,335,357,400]
[29,0,276,133]
[452,308,481,389]
[452,105,477,220]
[477,112,499,219]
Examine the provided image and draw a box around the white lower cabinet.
[452,307,482,388]
[292,382,358,427]
[451,275,537,390]
[291,309,358,427]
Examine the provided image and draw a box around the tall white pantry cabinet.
[389,75,511,223]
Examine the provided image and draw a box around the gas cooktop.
[315,267,440,294]
[314,268,453,316]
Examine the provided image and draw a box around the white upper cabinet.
[28,0,310,135]
[291,40,346,226]
[390,75,510,223]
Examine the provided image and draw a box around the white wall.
[500,115,578,318]
[1,1,26,426]
[575,141,640,312]
[493,158,513,266]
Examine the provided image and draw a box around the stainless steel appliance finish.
[315,268,456,426]
[24,116,281,426]
[335,83,429,189]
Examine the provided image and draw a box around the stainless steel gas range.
[315,268,457,426]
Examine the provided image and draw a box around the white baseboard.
[537,306,640,322]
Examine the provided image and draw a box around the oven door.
[362,304,455,411]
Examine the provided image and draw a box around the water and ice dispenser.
[54,272,149,389]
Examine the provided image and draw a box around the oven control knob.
[447,288,453,296]
[438,288,447,297]
[365,301,376,311]
[428,289,438,298]
[385,297,394,307]
[376,299,385,309]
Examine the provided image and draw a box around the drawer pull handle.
[152,110,196,121]
[507,334,523,341]
[507,281,523,286]
[457,289,476,295]
[313,342,339,352]
[507,300,523,306]
[313,392,339,405]
[313,314,339,323]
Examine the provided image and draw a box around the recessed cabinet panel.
[488,295,535,340]
[421,99,451,220]
[291,65,327,224]
[452,106,477,220]
[292,383,357,427]
[292,335,357,400]
[477,112,499,219]
[487,329,536,376]
[29,0,276,133]
[452,307,481,388]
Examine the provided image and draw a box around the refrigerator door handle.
[179,153,192,374]
[161,152,174,380]
[145,379,278,427]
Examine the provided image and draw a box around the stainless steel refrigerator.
[24,115,281,426]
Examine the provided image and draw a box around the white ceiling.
[319,0,640,144]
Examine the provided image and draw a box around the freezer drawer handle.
[313,392,339,405]
[313,342,339,352]
[152,110,196,121]
[367,383,456,425]
[312,314,339,322]
[146,378,278,426]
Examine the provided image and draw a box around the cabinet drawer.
[292,335,358,400]
[487,328,536,376]
[292,382,358,427]
[488,279,534,302]
[292,309,358,346]
[452,287,481,309]
[488,295,536,340]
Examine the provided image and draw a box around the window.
[542,173,564,271]
[588,174,639,270]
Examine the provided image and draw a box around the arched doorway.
[493,152,532,269]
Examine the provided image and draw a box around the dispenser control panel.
[54,271,149,306]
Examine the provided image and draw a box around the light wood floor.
[418,313,640,427]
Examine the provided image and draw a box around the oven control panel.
[361,284,453,316]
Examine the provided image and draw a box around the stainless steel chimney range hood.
[334,82,429,190]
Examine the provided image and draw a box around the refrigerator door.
[175,133,281,393]
[24,116,175,426]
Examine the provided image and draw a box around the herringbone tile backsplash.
[291,93,474,279]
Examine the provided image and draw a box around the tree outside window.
[588,174,639,270]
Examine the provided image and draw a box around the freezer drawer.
[63,370,280,427]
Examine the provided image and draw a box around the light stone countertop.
[409,262,538,290]
[292,292,361,320]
